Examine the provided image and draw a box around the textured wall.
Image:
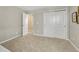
[70,6,79,49]
[32,12,44,35]
[0,7,23,42]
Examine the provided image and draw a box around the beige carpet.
[1,34,78,52]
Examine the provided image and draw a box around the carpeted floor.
[1,34,78,52]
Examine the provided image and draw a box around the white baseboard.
[33,33,46,37]
[0,45,10,52]
[68,40,79,52]
[0,35,21,44]
[33,33,68,40]
[33,33,55,39]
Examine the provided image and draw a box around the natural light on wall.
[28,15,33,32]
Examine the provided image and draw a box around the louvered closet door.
[43,11,66,39]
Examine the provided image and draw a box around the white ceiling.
[18,6,51,11]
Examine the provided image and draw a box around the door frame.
[43,9,69,40]
[22,12,29,36]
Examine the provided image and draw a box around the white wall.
[0,7,23,42]
[70,6,79,49]
[32,12,43,35]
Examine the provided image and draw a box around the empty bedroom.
[0,6,79,52]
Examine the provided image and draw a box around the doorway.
[22,12,33,36]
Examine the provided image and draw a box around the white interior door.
[23,12,28,35]
[43,11,67,39]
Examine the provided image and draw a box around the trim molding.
[0,45,10,52]
[0,35,21,44]
[33,33,68,40]
[33,33,55,38]
[68,40,79,52]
